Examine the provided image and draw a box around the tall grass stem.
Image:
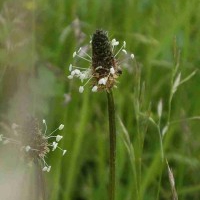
[107,90,116,200]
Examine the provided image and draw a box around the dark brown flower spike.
[68,29,134,93]
[0,117,66,172]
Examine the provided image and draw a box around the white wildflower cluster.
[40,120,67,172]
[0,119,67,173]
[68,38,134,93]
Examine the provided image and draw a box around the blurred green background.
[0,0,200,199]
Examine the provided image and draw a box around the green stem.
[107,90,116,200]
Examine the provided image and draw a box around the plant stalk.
[107,90,116,200]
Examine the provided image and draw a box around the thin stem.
[107,90,116,200]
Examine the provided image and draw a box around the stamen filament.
[114,44,125,58]
[76,54,92,63]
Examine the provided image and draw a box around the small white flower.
[73,51,77,58]
[25,145,31,152]
[69,64,73,71]
[110,67,115,75]
[68,75,73,79]
[47,166,51,172]
[52,142,58,151]
[42,119,46,124]
[131,54,135,59]
[79,86,84,93]
[92,86,98,92]
[59,124,64,130]
[56,135,63,142]
[42,166,48,171]
[63,150,67,156]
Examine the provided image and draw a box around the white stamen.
[59,124,64,130]
[73,51,77,58]
[25,146,31,152]
[42,166,48,171]
[76,54,92,63]
[52,142,58,151]
[71,70,76,76]
[131,54,135,59]
[111,39,119,46]
[110,67,115,74]
[98,78,107,85]
[92,86,98,92]
[78,47,82,52]
[74,69,81,75]
[68,75,73,79]
[43,119,48,135]
[123,41,126,48]
[56,135,63,142]
[95,66,103,71]
[69,64,73,71]
[79,86,84,93]
[47,166,51,172]
[122,49,127,54]
[63,150,67,156]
